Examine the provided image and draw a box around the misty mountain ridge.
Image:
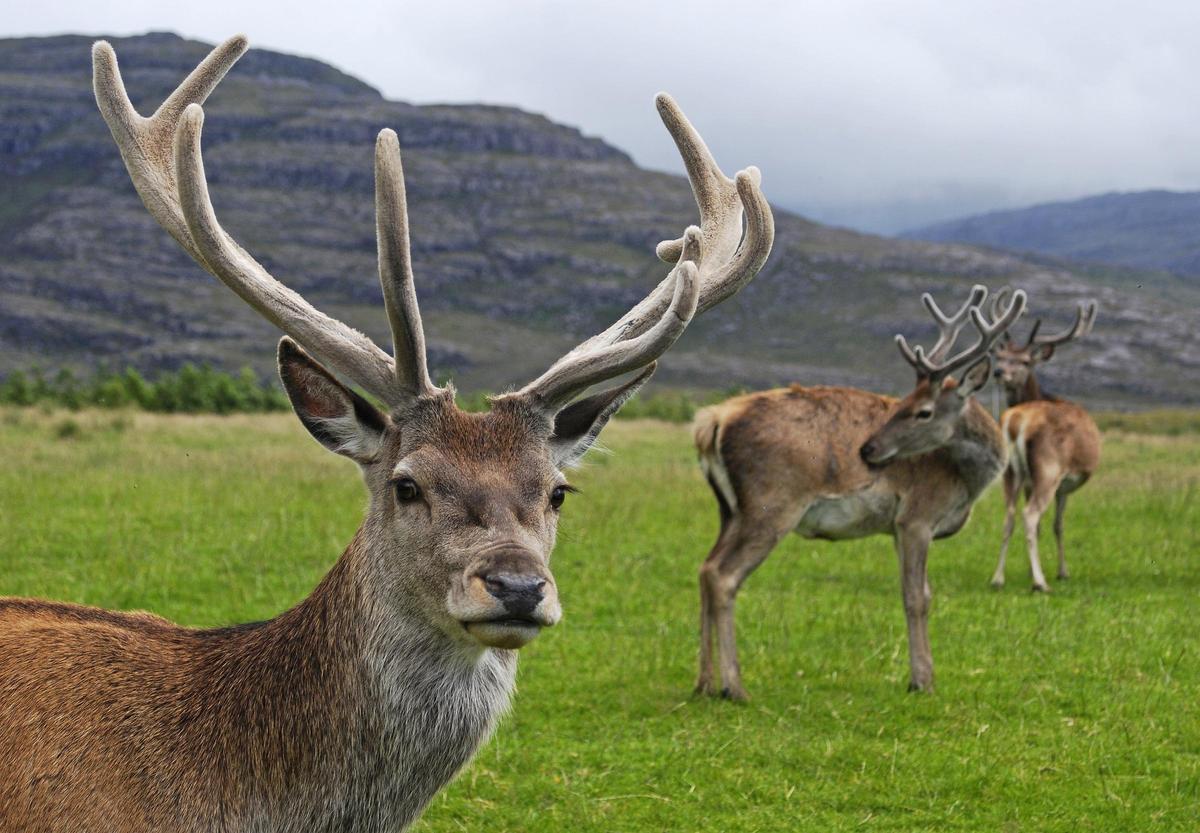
[2,32,1198,406]
[903,190,1200,279]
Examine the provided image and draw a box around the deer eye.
[549,485,570,511]
[914,408,935,421]
[393,478,421,503]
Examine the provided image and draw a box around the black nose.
[859,441,876,463]
[993,367,1003,378]
[483,572,546,617]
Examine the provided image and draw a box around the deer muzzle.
[453,549,561,650]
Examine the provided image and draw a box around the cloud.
[8,0,1200,231]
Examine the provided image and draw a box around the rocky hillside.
[903,190,1200,279]
[3,33,1198,406]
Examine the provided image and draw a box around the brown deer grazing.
[692,285,1025,699]
[0,36,773,833]
[989,295,1100,591]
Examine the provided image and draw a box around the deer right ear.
[278,338,387,464]
[549,364,656,469]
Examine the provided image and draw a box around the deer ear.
[549,364,656,469]
[277,338,387,464]
[1033,343,1056,363]
[956,356,992,399]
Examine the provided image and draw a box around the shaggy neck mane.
[179,529,517,832]
[944,400,1006,500]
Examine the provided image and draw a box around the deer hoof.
[1057,571,1069,580]
[1032,582,1051,593]
[990,577,1005,590]
[907,679,934,694]
[719,685,749,703]
[693,677,717,698]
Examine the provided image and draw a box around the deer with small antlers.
[692,285,1025,698]
[0,36,773,833]
[989,294,1101,591]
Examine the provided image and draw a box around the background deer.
[990,295,1101,591]
[0,36,773,833]
[692,285,1024,699]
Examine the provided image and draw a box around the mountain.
[902,191,1200,279]
[2,33,1198,407]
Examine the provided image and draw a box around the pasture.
[1,407,1197,831]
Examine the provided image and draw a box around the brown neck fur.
[944,399,1007,500]
[0,528,518,833]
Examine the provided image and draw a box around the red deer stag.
[990,294,1100,591]
[692,285,1025,699]
[0,36,773,833]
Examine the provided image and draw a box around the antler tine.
[987,286,1012,327]
[654,93,774,314]
[894,333,928,374]
[375,129,442,398]
[1018,319,1042,349]
[1031,300,1098,348]
[93,36,248,262]
[95,36,408,406]
[921,284,987,362]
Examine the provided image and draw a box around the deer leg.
[991,466,1020,589]
[895,522,935,692]
[1023,485,1054,593]
[708,523,786,702]
[1054,490,1069,580]
[696,518,739,697]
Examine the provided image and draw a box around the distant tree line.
[0,365,750,423]
[0,366,288,414]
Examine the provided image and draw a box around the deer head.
[992,289,1097,394]
[860,285,1026,466]
[92,36,773,652]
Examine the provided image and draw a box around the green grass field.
[2,408,1198,831]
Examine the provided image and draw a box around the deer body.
[702,386,1006,538]
[693,287,1025,699]
[991,300,1101,591]
[0,36,773,832]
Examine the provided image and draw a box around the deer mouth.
[462,616,547,650]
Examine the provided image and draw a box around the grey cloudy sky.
[7,0,1200,233]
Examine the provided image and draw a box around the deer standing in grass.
[0,36,773,833]
[989,295,1100,591]
[692,285,1025,699]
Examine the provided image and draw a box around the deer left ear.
[956,356,992,399]
[549,364,656,468]
[1033,343,1056,363]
